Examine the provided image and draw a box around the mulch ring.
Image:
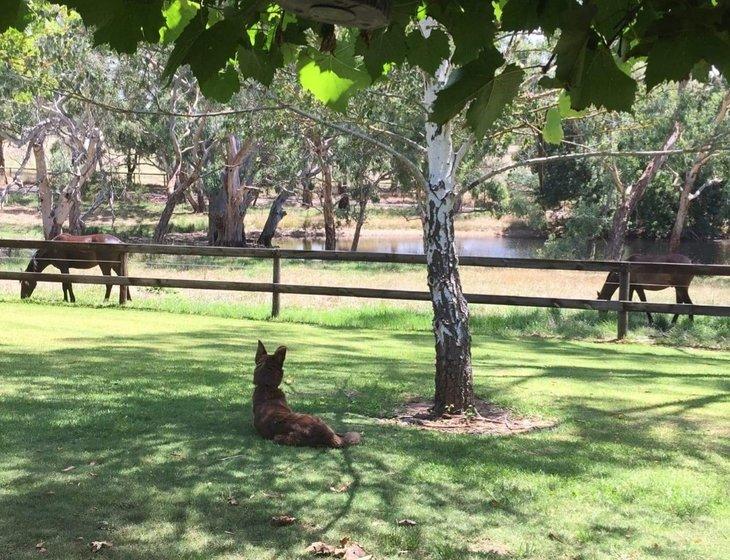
[387,399,556,436]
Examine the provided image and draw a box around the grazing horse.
[597,253,694,325]
[20,233,130,303]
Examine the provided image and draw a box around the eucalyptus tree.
[8,0,728,416]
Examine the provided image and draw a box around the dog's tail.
[335,431,361,447]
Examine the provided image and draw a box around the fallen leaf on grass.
[397,519,417,526]
[271,515,297,527]
[305,539,371,559]
[90,541,112,552]
[61,466,76,472]
[306,541,337,555]
[329,482,351,493]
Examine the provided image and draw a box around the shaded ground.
[0,302,728,559]
[390,399,556,435]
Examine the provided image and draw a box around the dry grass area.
[86,259,730,309]
[0,198,523,240]
[1,252,727,312]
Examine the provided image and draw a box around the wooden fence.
[1,238,729,339]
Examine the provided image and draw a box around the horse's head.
[253,340,287,387]
[596,271,619,301]
[20,254,39,299]
[20,278,37,299]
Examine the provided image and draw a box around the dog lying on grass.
[252,341,361,448]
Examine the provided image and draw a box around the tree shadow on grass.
[0,323,728,559]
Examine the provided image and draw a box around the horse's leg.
[112,263,131,302]
[671,288,685,325]
[684,288,694,323]
[676,287,694,323]
[60,266,74,303]
[100,264,113,301]
[636,288,652,325]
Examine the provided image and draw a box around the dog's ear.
[272,345,287,365]
[255,340,267,364]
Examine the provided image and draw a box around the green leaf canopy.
[4,0,726,138]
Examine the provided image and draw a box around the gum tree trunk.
[322,160,336,250]
[668,91,730,252]
[0,138,7,186]
[153,167,183,242]
[219,135,256,246]
[33,137,55,239]
[605,121,681,260]
[258,188,292,247]
[421,20,474,416]
[350,197,367,251]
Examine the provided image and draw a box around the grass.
[1,301,729,559]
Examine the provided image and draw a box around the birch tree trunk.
[421,20,474,415]
[605,122,682,260]
[668,91,730,252]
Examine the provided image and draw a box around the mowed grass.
[0,302,728,559]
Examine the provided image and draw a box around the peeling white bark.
[420,17,474,415]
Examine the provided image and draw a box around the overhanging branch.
[464,146,730,193]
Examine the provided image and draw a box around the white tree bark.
[420,18,474,415]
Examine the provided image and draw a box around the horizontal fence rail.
[3,238,730,274]
[1,238,728,339]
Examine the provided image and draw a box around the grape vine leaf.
[0,0,29,33]
[52,0,165,53]
[501,0,576,34]
[160,0,199,44]
[542,107,564,144]
[359,23,408,80]
[298,34,371,111]
[200,64,240,102]
[430,45,505,126]
[466,64,524,138]
[405,28,450,75]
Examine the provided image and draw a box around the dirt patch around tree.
[387,399,556,436]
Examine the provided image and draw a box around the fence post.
[617,264,630,340]
[271,250,281,317]
[119,251,129,305]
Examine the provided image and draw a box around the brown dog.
[252,341,361,448]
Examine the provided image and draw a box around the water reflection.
[277,235,730,264]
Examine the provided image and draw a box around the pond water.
[277,235,730,264]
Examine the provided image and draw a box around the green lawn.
[0,302,728,559]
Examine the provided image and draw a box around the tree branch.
[464,146,730,193]
[281,102,428,191]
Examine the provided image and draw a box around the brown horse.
[597,253,694,325]
[20,233,130,303]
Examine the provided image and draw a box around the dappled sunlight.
[0,302,728,559]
